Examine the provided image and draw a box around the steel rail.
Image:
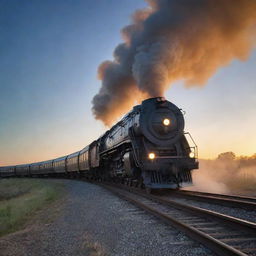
[121,186,256,235]
[169,190,256,211]
[101,183,256,256]
[178,190,256,203]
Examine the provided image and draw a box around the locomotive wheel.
[138,178,144,189]
[146,187,152,194]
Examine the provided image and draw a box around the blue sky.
[0,0,255,165]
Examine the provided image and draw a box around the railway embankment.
[0,179,213,256]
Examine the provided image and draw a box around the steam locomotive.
[0,97,198,191]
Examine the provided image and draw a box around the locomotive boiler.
[0,97,198,191]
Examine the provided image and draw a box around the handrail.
[184,132,198,159]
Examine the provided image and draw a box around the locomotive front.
[131,97,198,189]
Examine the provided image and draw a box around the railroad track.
[169,190,256,211]
[178,190,256,203]
[101,183,256,256]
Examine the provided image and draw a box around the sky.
[0,0,255,166]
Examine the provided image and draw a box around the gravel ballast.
[0,179,214,256]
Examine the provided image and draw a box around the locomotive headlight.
[163,118,170,126]
[189,152,195,158]
[148,152,155,160]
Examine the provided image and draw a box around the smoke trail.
[185,157,256,195]
[92,0,256,125]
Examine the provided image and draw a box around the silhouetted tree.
[217,152,236,161]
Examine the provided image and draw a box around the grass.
[83,234,106,256]
[0,178,64,236]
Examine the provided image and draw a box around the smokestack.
[92,0,256,126]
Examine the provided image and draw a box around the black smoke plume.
[92,0,256,125]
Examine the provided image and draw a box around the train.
[0,97,199,192]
